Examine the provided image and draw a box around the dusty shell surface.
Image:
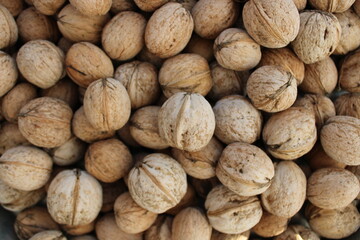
[185,34,214,61]
[214,28,261,71]
[29,230,66,240]
[0,146,52,191]
[263,107,317,160]
[69,0,111,16]
[47,169,103,226]
[33,0,66,15]
[128,153,187,214]
[216,142,274,197]
[83,78,131,131]
[274,225,320,240]
[41,79,79,109]
[102,11,146,61]
[306,203,360,239]
[0,122,29,155]
[308,0,355,13]
[114,192,158,234]
[291,11,341,64]
[57,4,110,43]
[111,0,136,13]
[305,142,346,170]
[261,161,307,218]
[159,53,212,98]
[18,97,73,148]
[129,106,169,149]
[66,42,114,88]
[0,0,24,16]
[158,92,215,152]
[1,186,44,212]
[172,137,223,179]
[213,95,262,144]
[307,168,359,209]
[258,48,305,85]
[50,137,86,166]
[0,178,27,204]
[210,230,250,240]
[339,48,360,92]
[192,0,239,39]
[247,66,297,113]
[320,116,360,165]
[85,138,133,183]
[243,0,300,48]
[205,185,262,234]
[0,4,18,49]
[114,61,160,109]
[335,93,360,118]
[145,2,194,58]
[0,51,18,97]
[144,215,172,240]
[252,211,289,238]
[134,0,168,11]
[16,40,65,89]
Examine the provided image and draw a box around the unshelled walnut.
[62,221,95,236]
[17,40,65,88]
[243,0,300,48]
[101,180,127,212]
[335,93,360,118]
[252,211,289,238]
[0,0,24,16]
[69,0,111,16]
[306,203,360,239]
[291,11,341,64]
[49,137,86,166]
[158,92,215,152]
[111,0,136,13]
[66,42,114,88]
[47,169,102,226]
[33,0,66,15]
[128,153,187,213]
[185,34,214,61]
[0,4,18,49]
[308,0,355,13]
[83,78,131,131]
[114,61,160,109]
[274,225,320,240]
[41,79,79,109]
[102,11,146,61]
[30,230,67,240]
[321,116,360,165]
[261,161,306,218]
[0,51,18,97]
[145,2,194,58]
[213,95,262,144]
[339,49,360,92]
[205,185,262,234]
[216,142,274,197]
[247,66,297,113]
[144,215,173,240]
[134,0,168,11]
[159,53,212,97]
[305,142,346,170]
[211,230,250,240]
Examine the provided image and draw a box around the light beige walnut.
[29,231,67,240]
[211,230,250,240]
[144,215,172,240]
[184,34,214,61]
[100,180,127,212]
[0,0,24,16]
[0,4,18,49]
[0,51,18,97]
[335,93,360,118]
[33,0,66,15]
[309,0,355,13]
[205,185,262,234]
[339,48,360,92]
[291,11,341,64]
[261,161,307,218]
[102,11,146,61]
[252,211,289,238]
[47,169,102,226]
[69,0,111,16]
[321,116,360,165]
[49,137,86,166]
[158,92,215,152]
[145,2,194,58]
[62,221,95,236]
[274,225,320,240]
[41,79,79,109]
[134,0,168,11]
[111,0,136,13]
[128,153,187,214]
[347,165,360,199]
[247,65,297,113]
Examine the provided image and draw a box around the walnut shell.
[69,0,111,16]
[102,11,146,61]
[47,169,102,226]
[114,192,158,234]
[304,142,346,170]
[83,78,131,131]
[62,221,95,236]
[205,185,263,234]
[0,4,18,49]
[57,4,110,43]
[30,231,66,240]
[114,61,160,109]
[335,93,360,118]
[291,11,341,64]
[261,161,307,218]
[216,142,274,197]
[100,180,127,212]
[144,215,172,240]
[252,211,289,238]
[321,116,360,165]
[145,2,194,58]
[158,92,215,152]
[339,48,360,92]
[274,225,320,240]
[309,0,355,13]
[49,137,86,166]
[166,184,197,215]
[210,230,250,240]
[0,122,28,156]
[243,0,300,48]
[0,51,18,97]
[128,153,187,214]
[0,0,24,16]
[17,40,65,88]
[134,0,168,11]
[263,107,317,160]
[184,34,214,61]
[33,0,66,15]
[213,95,262,144]
[41,79,79,109]
[293,0,307,10]
[111,0,136,13]
[347,165,360,199]
[171,0,196,11]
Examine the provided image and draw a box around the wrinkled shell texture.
[213,95,262,145]
[0,122,29,155]
[134,0,169,11]
[0,51,18,97]
[62,220,95,236]
[335,93,360,118]
[320,116,360,165]
[83,78,131,131]
[16,40,65,89]
[29,230,66,240]
[69,0,111,16]
[252,211,289,238]
[0,178,27,204]
[18,97,73,148]
[205,185,262,234]
[47,169,103,226]
[339,49,360,92]
[1,186,44,212]
[114,61,160,109]
[261,161,307,218]
[66,42,114,88]
[243,0,300,48]
[214,28,261,71]
[291,11,341,64]
[192,0,239,39]
[144,215,172,240]
[0,0,24,16]
[159,53,212,97]
[128,153,187,214]
[33,0,66,15]
[0,4,18,49]
[158,92,215,152]
[145,2,194,58]
[274,225,320,240]
[216,142,274,197]
[309,0,356,13]
[247,65,297,113]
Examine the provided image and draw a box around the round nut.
[29,231,66,240]
[33,0,66,15]
[0,4,18,49]
[252,211,289,238]
[0,0,24,16]
[69,0,111,16]
[41,78,79,109]
[308,0,355,13]
[334,93,360,118]
[49,137,86,166]
[62,221,95,236]
[339,48,360,93]
[274,225,320,240]
[0,122,29,155]
[0,51,17,97]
